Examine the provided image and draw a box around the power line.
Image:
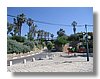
[7,14,93,27]
[7,14,16,18]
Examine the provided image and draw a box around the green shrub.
[55,36,68,45]
[47,42,53,50]
[7,39,30,54]
[11,35,26,42]
[23,40,34,50]
[7,36,12,40]
[54,36,68,51]
[23,45,30,53]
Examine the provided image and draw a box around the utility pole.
[85,24,89,61]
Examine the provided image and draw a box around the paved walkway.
[7,52,93,72]
[7,52,54,66]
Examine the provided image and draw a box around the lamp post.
[82,32,85,45]
[85,25,89,61]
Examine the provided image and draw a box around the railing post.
[32,57,35,62]
[23,59,26,64]
[10,61,12,66]
[46,55,49,59]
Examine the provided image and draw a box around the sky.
[7,7,93,37]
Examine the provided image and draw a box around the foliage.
[55,36,68,45]
[40,38,45,43]
[57,28,65,37]
[68,34,79,41]
[27,18,37,40]
[7,39,30,54]
[68,32,93,42]
[71,21,77,34]
[22,45,31,53]
[71,21,77,26]
[55,29,68,51]
[11,35,26,42]
[7,36,12,40]
[51,34,54,39]
[47,42,53,50]
[23,40,34,50]
[37,44,42,49]
[27,32,34,41]
[27,18,33,27]
[7,22,14,34]
[13,13,26,36]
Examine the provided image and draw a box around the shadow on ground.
[60,53,93,58]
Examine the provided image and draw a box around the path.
[7,52,93,72]
[7,51,56,66]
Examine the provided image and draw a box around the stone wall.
[63,44,69,53]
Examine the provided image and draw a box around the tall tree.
[7,22,14,35]
[14,13,26,36]
[27,18,33,33]
[40,30,44,39]
[30,24,37,39]
[27,18,34,40]
[47,32,50,40]
[55,29,68,51]
[51,34,54,39]
[44,31,48,40]
[57,28,65,37]
[71,21,77,34]
[13,25,19,36]
[37,30,41,40]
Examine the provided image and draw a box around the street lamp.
[88,36,91,39]
[85,25,89,61]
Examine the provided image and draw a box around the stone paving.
[7,52,93,72]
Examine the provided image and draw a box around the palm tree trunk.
[19,26,21,36]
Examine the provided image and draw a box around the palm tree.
[14,13,26,36]
[37,30,41,40]
[47,32,50,40]
[27,18,33,33]
[27,18,34,40]
[30,24,37,39]
[51,34,54,39]
[13,25,19,36]
[44,31,48,40]
[7,22,14,35]
[71,21,77,34]
[57,28,65,37]
[40,30,44,39]
[13,18,18,36]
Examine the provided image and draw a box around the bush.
[11,35,26,42]
[7,39,30,54]
[23,40,34,50]
[47,42,53,50]
[55,36,68,45]
[54,36,68,51]
[23,45,30,53]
